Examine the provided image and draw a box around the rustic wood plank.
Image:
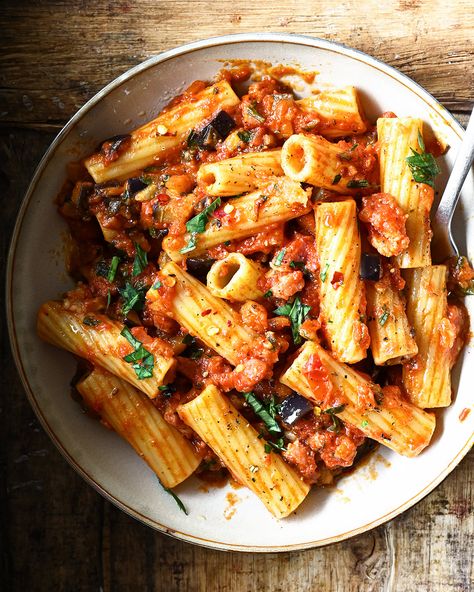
[0,0,472,124]
[0,129,104,592]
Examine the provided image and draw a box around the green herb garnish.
[120,327,154,380]
[119,282,146,315]
[152,279,162,290]
[158,384,177,397]
[263,290,273,298]
[274,248,286,266]
[273,296,311,345]
[132,243,148,276]
[320,263,330,282]
[247,104,265,123]
[180,234,197,254]
[158,479,188,515]
[186,198,222,234]
[332,174,342,185]
[242,392,282,435]
[361,419,369,428]
[379,305,390,326]
[347,179,369,189]
[264,437,287,454]
[237,130,252,143]
[405,131,440,188]
[107,256,121,282]
[324,404,346,433]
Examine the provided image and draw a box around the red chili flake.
[201,309,212,317]
[212,207,227,220]
[227,320,232,327]
[156,193,170,205]
[331,271,344,289]
[459,408,471,422]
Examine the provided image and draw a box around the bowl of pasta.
[7,33,474,551]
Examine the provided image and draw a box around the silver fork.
[432,110,474,260]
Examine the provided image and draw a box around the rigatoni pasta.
[156,261,270,366]
[403,266,453,408]
[280,341,435,457]
[377,117,433,268]
[315,199,369,364]
[281,133,360,194]
[77,368,200,488]
[37,301,176,398]
[296,86,367,138]
[41,64,468,519]
[366,279,418,365]
[178,384,309,518]
[85,80,240,183]
[207,253,264,302]
[197,149,283,196]
[162,176,311,261]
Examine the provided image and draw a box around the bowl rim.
[6,32,472,553]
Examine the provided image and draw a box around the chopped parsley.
[237,130,252,143]
[242,392,282,435]
[324,404,346,433]
[379,305,390,326]
[320,262,330,282]
[405,131,440,188]
[180,234,197,254]
[263,290,273,298]
[264,437,287,454]
[120,327,154,380]
[247,103,265,123]
[180,198,222,254]
[158,479,188,515]
[132,243,148,276]
[347,179,370,189]
[186,198,222,234]
[332,174,342,185]
[182,334,204,360]
[107,256,121,282]
[152,279,162,290]
[361,419,369,428]
[273,296,311,345]
[119,282,146,315]
[274,248,286,267]
[158,384,177,397]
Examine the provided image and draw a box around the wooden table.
[1,2,473,590]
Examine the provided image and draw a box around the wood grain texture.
[1,1,473,590]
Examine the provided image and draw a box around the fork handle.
[432,110,474,257]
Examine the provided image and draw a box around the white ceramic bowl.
[7,33,474,552]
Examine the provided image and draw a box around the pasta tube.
[297,86,367,138]
[153,262,271,366]
[281,133,359,194]
[366,280,418,365]
[85,81,240,183]
[206,253,264,302]
[37,301,176,398]
[315,199,369,363]
[162,176,311,261]
[402,266,452,408]
[280,341,435,457]
[197,149,283,196]
[178,385,310,518]
[77,368,200,488]
[377,117,433,268]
